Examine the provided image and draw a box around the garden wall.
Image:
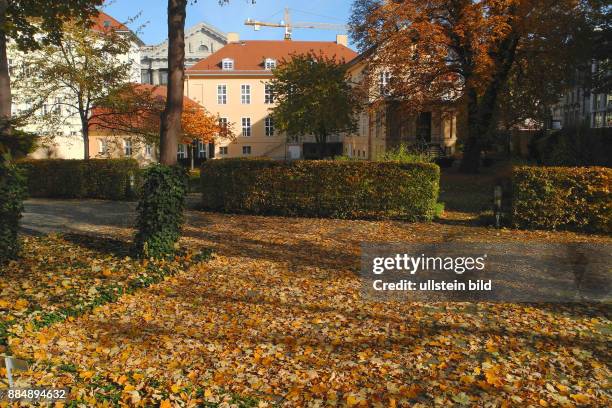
[201,159,440,221]
[18,159,140,200]
[512,166,611,233]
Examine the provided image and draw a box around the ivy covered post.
[133,165,188,259]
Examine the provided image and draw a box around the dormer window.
[222,58,234,70]
[264,58,277,70]
[103,20,111,28]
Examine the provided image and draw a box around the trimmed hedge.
[133,165,188,259]
[201,159,440,221]
[512,166,611,233]
[0,162,27,264]
[18,159,140,200]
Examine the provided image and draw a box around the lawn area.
[3,207,611,407]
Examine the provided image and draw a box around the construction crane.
[245,8,348,40]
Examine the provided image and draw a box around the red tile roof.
[187,40,358,74]
[91,11,130,32]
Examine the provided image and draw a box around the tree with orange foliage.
[350,0,603,172]
[92,83,232,160]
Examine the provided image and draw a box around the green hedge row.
[201,159,440,220]
[512,166,611,233]
[17,159,140,200]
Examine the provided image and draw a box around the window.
[8,59,14,76]
[53,97,61,115]
[124,139,132,156]
[265,116,274,136]
[242,146,252,155]
[198,140,206,158]
[218,117,228,136]
[222,58,234,70]
[141,70,151,84]
[217,85,227,104]
[103,20,111,28]
[264,58,277,70]
[219,146,228,155]
[242,117,251,137]
[199,44,209,52]
[265,84,274,104]
[159,70,168,85]
[241,84,251,104]
[177,144,187,159]
[145,144,153,158]
[99,139,108,155]
[594,111,604,128]
[379,71,391,95]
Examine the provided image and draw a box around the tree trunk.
[81,117,90,160]
[460,31,520,173]
[159,0,187,165]
[316,130,327,159]
[460,88,482,173]
[0,0,11,136]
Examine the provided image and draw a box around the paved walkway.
[21,195,201,236]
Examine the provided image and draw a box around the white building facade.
[140,22,226,86]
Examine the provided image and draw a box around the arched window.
[199,44,209,52]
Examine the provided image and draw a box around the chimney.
[227,32,240,43]
[336,34,348,47]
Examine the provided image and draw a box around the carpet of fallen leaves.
[4,212,612,407]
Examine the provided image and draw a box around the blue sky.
[104,0,355,48]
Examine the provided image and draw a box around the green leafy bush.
[376,143,434,164]
[133,165,188,259]
[201,159,440,221]
[512,166,611,233]
[17,159,140,200]
[0,162,27,263]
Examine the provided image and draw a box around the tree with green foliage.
[11,20,132,159]
[0,0,103,139]
[269,53,361,159]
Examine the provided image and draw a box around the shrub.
[133,165,188,259]
[0,162,27,264]
[201,159,440,221]
[529,126,612,167]
[17,159,140,200]
[376,143,434,164]
[512,166,611,233]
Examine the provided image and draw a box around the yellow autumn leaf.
[346,395,361,406]
[160,400,173,408]
[570,394,590,404]
[79,370,95,380]
[15,298,29,310]
[0,299,9,308]
[170,383,181,393]
[204,388,213,399]
[539,399,548,407]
